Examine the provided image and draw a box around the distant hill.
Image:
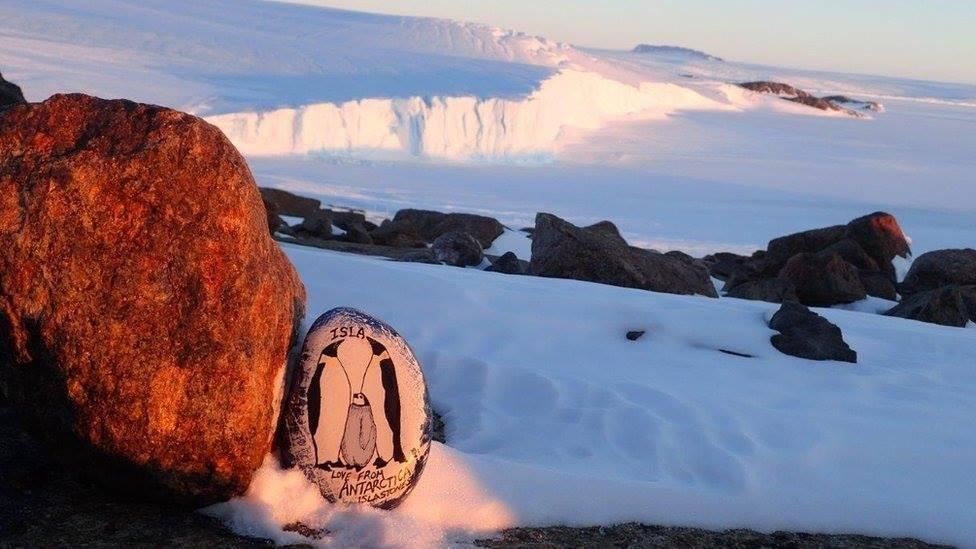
[632,44,723,62]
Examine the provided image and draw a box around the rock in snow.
[392,209,504,249]
[768,302,857,363]
[529,212,718,297]
[898,249,976,295]
[0,94,306,505]
[485,251,526,275]
[778,252,867,306]
[884,285,976,328]
[431,230,484,267]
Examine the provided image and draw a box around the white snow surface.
[4,0,976,546]
[204,245,976,547]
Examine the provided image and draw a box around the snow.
[4,0,976,545]
[206,71,730,160]
[204,245,976,547]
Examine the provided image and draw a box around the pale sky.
[278,0,976,85]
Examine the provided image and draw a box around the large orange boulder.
[0,94,305,505]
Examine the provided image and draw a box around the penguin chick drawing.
[308,335,406,470]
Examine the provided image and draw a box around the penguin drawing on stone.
[308,335,406,470]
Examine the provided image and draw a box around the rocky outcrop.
[722,212,909,305]
[0,70,25,110]
[725,278,797,304]
[778,252,867,306]
[880,248,976,327]
[738,81,862,116]
[486,251,527,275]
[392,209,504,248]
[898,249,976,296]
[884,286,976,328]
[432,230,484,267]
[0,94,306,506]
[259,187,322,218]
[529,213,718,297]
[768,302,857,363]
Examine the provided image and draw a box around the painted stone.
[284,307,432,508]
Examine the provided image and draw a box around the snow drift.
[207,70,728,160]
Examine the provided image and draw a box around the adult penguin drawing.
[308,335,406,470]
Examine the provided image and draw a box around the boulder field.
[0,94,305,505]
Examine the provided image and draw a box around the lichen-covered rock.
[431,230,483,267]
[0,94,305,506]
[899,249,976,296]
[529,213,717,297]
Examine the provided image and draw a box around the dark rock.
[529,213,718,297]
[664,250,696,265]
[626,330,646,341]
[258,187,322,218]
[722,259,782,291]
[778,252,866,306]
[767,225,847,263]
[703,252,752,281]
[370,220,428,248]
[884,285,976,328]
[821,239,879,271]
[485,251,526,275]
[845,212,911,275]
[398,250,440,264]
[327,208,367,232]
[0,94,306,506]
[738,81,855,115]
[297,210,335,239]
[725,278,798,303]
[899,249,976,295]
[823,95,885,112]
[768,302,857,363]
[583,220,624,240]
[261,196,286,235]
[718,349,754,358]
[393,209,504,248]
[0,70,25,110]
[859,270,898,301]
[432,230,484,267]
[341,221,373,245]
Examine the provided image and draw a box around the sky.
[278,0,976,85]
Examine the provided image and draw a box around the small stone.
[432,230,483,267]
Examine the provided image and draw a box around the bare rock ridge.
[738,81,880,116]
[712,212,910,306]
[529,213,718,297]
[0,94,306,506]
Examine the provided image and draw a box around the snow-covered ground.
[205,246,976,547]
[3,0,976,546]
